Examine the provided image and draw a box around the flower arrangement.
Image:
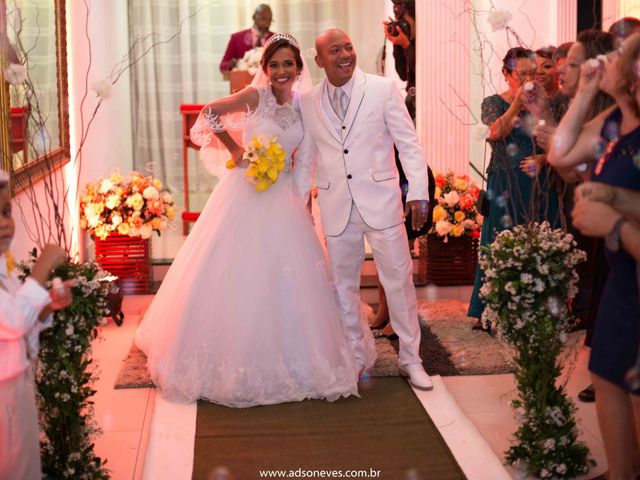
[80,170,176,240]
[234,46,264,76]
[19,251,111,479]
[430,170,483,241]
[242,135,286,192]
[479,222,590,478]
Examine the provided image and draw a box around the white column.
[415,0,471,176]
[557,0,578,43]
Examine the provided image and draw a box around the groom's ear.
[315,54,324,69]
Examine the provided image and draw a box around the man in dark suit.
[219,4,274,73]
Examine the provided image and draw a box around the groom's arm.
[383,81,429,202]
[293,129,319,202]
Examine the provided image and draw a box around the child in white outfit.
[0,171,73,480]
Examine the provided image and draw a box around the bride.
[135,33,375,408]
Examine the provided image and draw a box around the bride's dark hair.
[260,36,304,73]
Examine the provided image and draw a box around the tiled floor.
[90,292,606,479]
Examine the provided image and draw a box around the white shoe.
[399,364,433,391]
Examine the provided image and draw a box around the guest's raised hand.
[522,82,551,120]
[533,123,556,151]
[577,58,604,97]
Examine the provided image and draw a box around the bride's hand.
[230,147,248,168]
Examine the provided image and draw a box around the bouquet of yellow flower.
[80,170,176,240]
[430,170,483,241]
[243,135,286,192]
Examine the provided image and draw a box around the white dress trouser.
[325,203,422,369]
[0,369,41,480]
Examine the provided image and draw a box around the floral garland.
[20,251,111,479]
[479,222,590,478]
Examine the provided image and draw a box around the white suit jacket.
[295,68,428,237]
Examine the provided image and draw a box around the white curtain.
[129,0,384,208]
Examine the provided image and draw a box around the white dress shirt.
[0,260,51,382]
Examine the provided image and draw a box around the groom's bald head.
[315,29,357,87]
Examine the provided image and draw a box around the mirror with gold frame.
[0,0,69,194]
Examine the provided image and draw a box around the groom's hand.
[405,200,429,231]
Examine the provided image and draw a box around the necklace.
[594,139,618,176]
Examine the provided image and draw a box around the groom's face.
[315,30,357,87]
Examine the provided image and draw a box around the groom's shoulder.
[363,72,393,89]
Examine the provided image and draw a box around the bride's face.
[267,47,299,95]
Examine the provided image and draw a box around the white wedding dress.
[135,86,375,407]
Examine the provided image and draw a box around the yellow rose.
[150,217,162,229]
[454,211,465,222]
[126,193,144,211]
[451,224,465,237]
[432,205,447,223]
[94,225,109,240]
[110,171,123,184]
[166,206,176,220]
[454,178,468,191]
[152,178,163,190]
[117,223,130,235]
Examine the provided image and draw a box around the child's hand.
[49,279,73,310]
[30,244,67,286]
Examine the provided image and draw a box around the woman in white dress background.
[135,34,375,408]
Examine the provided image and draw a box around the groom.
[297,29,433,390]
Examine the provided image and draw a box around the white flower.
[556,464,567,475]
[99,178,113,194]
[142,186,159,200]
[139,223,153,239]
[111,214,122,226]
[540,468,550,478]
[443,190,460,207]
[435,220,452,236]
[487,9,512,31]
[92,79,112,99]
[520,273,533,284]
[473,124,490,140]
[4,63,27,85]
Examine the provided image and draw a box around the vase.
[420,233,478,286]
[93,233,153,294]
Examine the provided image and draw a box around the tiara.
[264,33,300,50]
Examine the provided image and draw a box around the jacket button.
[343,149,349,154]
[347,174,352,179]
[342,125,346,130]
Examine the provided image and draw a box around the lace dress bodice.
[244,86,304,171]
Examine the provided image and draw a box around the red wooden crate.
[94,234,152,294]
[420,233,478,286]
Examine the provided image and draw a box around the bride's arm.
[293,130,318,202]
[191,87,260,165]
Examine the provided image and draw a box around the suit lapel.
[342,68,366,143]
[314,80,342,144]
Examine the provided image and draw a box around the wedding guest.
[0,171,73,479]
[548,32,640,480]
[609,16,640,42]
[535,46,559,96]
[524,29,616,403]
[372,0,434,340]
[467,47,562,323]
[219,4,274,73]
